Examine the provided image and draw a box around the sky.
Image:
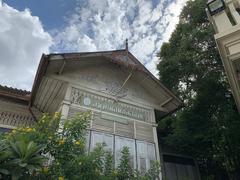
[0,0,187,90]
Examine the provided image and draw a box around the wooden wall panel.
[33,77,67,114]
[68,107,87,118]
[48,83,67,114]
[68,106,154,142]
[43,80,62,112]
[135,122,154,142]
[39,78,56,111]
[92,112,114,133]
[164,162,178,180]
[115,121,134,138]
[35,77,50,110]
[34,77,48,109]
[164,161,200,180]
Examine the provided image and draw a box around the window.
[137,141,146,173]
[147,143,156,168]
[90,131,114,152]
[88,131,156,172]
[115,136,136,169]
[137,141,156,173]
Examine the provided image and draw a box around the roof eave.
[29,54,49,108]
[29,50,183,112]
[127,52,183,106]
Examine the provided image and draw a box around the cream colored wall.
[208,0,240,112]
[46,63,162,177]
[48,63,160,110]
[59,85,161,177]
[47,64,160,143]
[208,0,240,33]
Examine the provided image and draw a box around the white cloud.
[0,0,187,90]
[52,0,188,77]
[0,3,52,90]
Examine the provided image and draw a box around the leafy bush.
[117,146,134,180]
[0,112,160,179]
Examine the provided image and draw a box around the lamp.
[207,0,226,16]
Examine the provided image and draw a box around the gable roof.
[29,49,183,118]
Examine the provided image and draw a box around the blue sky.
[0,0,187,90]
[5,0,78,30]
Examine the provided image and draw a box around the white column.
[152,109,162,180]
[212,11,233,32]
[153,126,160,161]
[61,85,72,119]
[61,102,70,119]
[58,85,71,132]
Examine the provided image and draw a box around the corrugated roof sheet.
[0,85,30,102]
[0,85,30,96]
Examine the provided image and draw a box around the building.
[0,48,184,177]
[207,0,240,112]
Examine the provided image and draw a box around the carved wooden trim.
[0,111,34,127]
[70,88,151,122]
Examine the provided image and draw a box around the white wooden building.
[0,49,183,176]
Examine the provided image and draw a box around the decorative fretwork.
[103,81,128,98]
[70,88,151,122]
[0,111,35,128]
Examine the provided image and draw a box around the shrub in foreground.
[0,112,160,179]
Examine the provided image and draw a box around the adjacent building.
[207,0,240,112]
[0,48,184,177]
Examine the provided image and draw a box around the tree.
[157,0,240,179]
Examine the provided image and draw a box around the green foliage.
[117,147,134,180]
[0,132,46,180]
[144,161,161,180]
[157,0,240,179]
[104,150,114,177]
[0,112,160,179]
